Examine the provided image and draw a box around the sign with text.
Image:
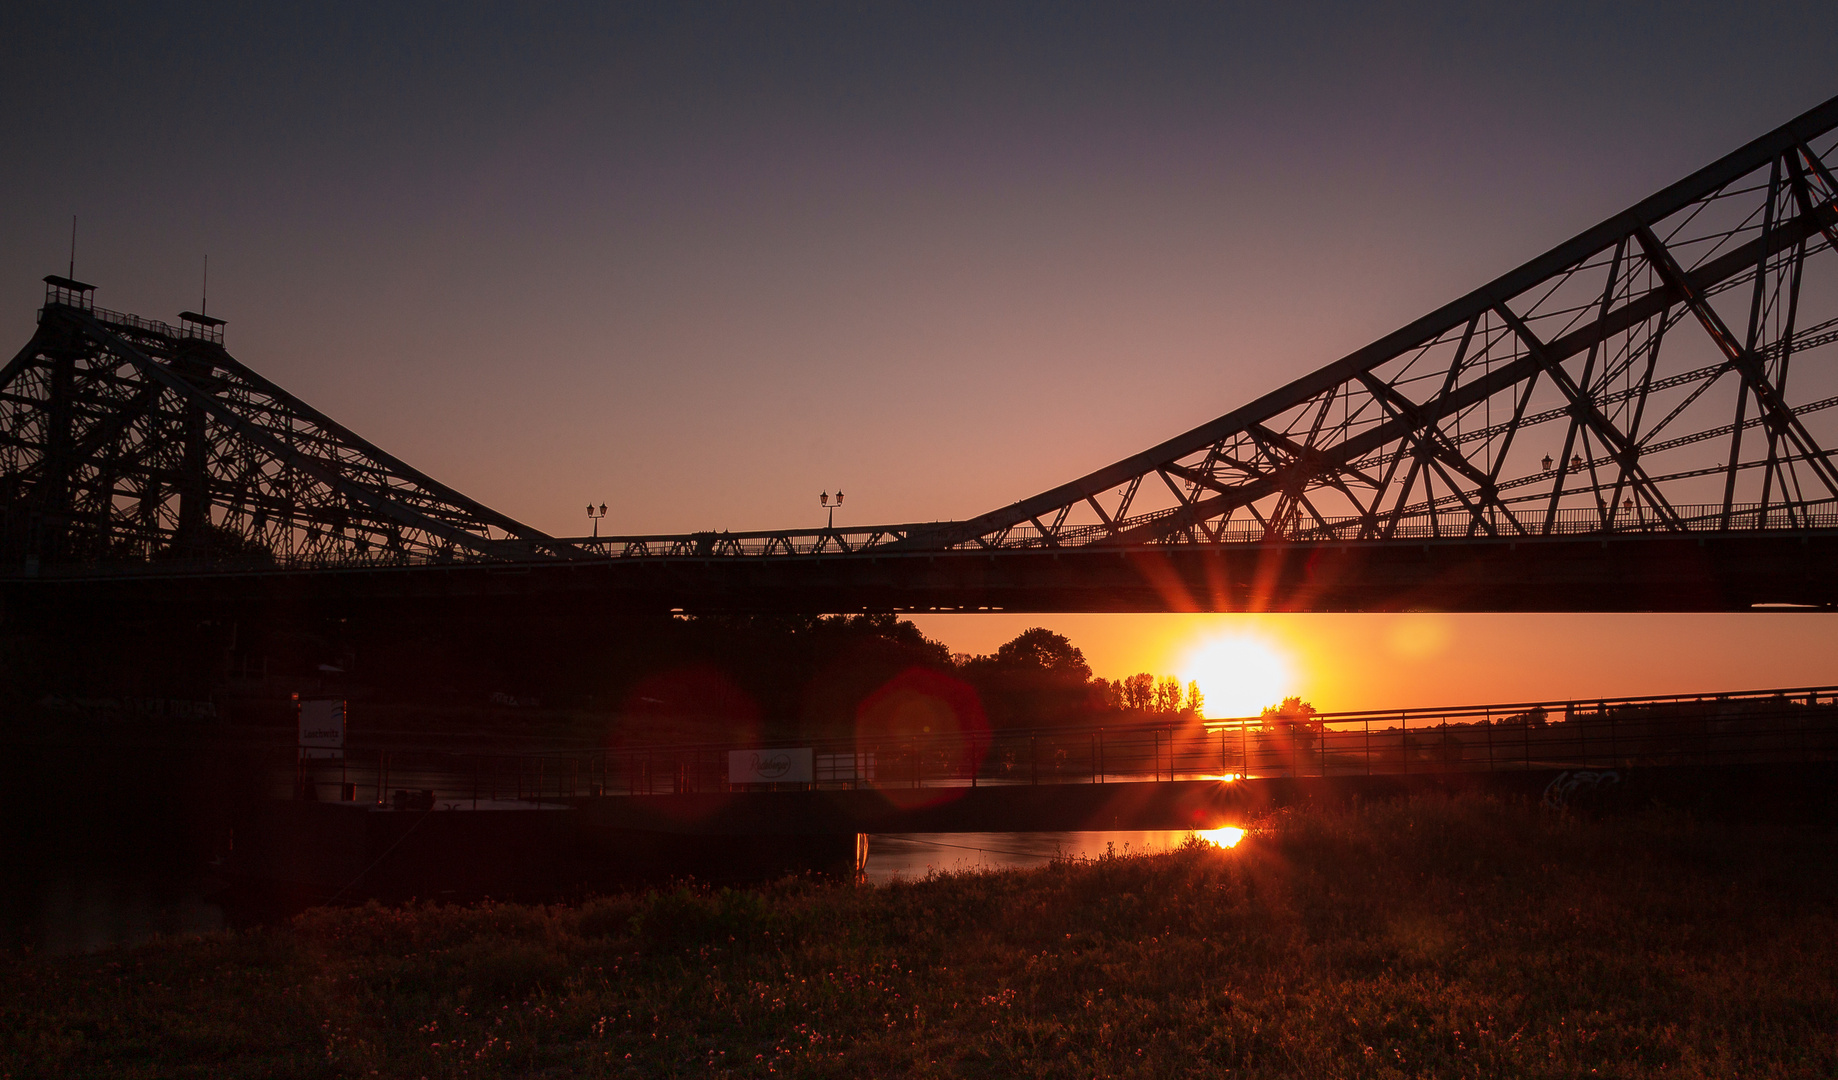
[728,747,813,785]
[298,698,346,760]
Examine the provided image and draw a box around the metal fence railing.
[964,499,1838,549]
[43,293,224,344]
[12,502,1838,581]
[292,684,1838,806]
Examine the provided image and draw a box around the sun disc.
[1180,634,1293,718]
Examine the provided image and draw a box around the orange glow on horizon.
[907,612,1838,716]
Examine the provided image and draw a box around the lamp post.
[586,503,607,538]
[820,489,845,530]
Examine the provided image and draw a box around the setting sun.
[1198,826,1247,848]
[1180,633,1295,718]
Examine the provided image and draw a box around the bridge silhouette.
[6,96,1838,612]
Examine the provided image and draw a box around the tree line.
[577,617,1227,741]
[84,607,1285,742]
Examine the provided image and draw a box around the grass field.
[5,792,1837,1078]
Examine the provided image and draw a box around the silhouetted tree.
[1123,673,1155,711]
[615,612,959,740]
[990,628,1092,680]
[959,628,1097,728]
[1262,696,1322,749]
[1088,677,1125,711]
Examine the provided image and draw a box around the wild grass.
[5,793,1837,1078]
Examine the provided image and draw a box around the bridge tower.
[0,279,572,570]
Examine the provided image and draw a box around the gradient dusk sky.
[3,2,1836,712]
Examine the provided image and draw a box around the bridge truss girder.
[904,95,1838,555]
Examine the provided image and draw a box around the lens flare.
[1179,633,1294,718]
[1198,826,1247,848]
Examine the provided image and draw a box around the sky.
[2,1,1836,712]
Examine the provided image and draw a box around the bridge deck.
[12,528,1838,612]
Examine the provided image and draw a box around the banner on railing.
[297,697,345,760]
[728,747,813,784]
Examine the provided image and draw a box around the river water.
[5,829,1243,954]
[2,735,1243,953]
[863,829,1240,883]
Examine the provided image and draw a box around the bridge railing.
[978,499,1838,548]
[290,685,1838,806]
[561,499,1838,559]
[12,496,1838,582]
[42,295,223,344]
[560,524,938,558]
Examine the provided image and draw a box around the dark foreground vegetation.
[6,793,1838,1078]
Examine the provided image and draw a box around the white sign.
[298,698,345,760]
[728,747,813,784]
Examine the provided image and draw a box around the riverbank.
[6,792,1837,1078]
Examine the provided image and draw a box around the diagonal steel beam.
[1789,144,1838,251]
[1491,302,1683,529]
[1633,226,1838,499]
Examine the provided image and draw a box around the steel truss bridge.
[8,97,1838,612]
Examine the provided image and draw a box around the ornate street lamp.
[586,503,608,538]
[820,489,845,530]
